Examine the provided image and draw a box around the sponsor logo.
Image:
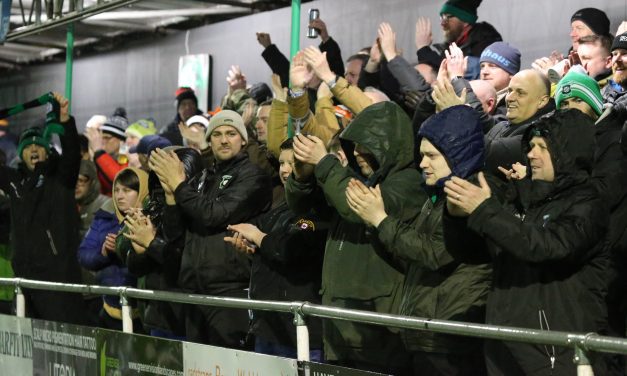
[219,175,233,189]
[295,219,315,231]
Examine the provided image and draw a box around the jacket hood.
[112,167,149,222]
[77,159,102,206]
[468,21,503,56]
[418,105,485,183]
[523,109,595,197]
[340,101,414,185]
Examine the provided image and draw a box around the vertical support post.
[120,293,133,333]
[574,346,593,376]
[35,0,42,25]
[287,0,301,138]
[294,307,310,362]
[65,23,74,112]
[15,284,25,318]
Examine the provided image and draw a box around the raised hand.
[309,18,330,42]
[52,92,70,123]
[290,51,314,90]
[226,65,247,93]
[256,32,272,48]
[378,22,398,61]
[303,46,335,83]
[293,133,328,166]
[415,17,433,50]
[149,148,185,195]
[431,77,466,113]
[271,74,287,102]
[444,43,467,79]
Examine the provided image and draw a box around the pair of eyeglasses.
[440,14,454,22]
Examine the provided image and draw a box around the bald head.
[470,80,497,115]
[364,87,390,104]
[505,69,550,124]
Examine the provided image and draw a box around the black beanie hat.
[612,32,627,52]
[571,8,610,37]
[175,87,198,109]
[440,0,482,24]
[249,82,273,104]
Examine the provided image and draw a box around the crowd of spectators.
[1,0,626,375]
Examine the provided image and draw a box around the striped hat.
[554,71,603,116]
[101,111,129,140]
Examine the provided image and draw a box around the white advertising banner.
[0,314,33,376]
[183,342,298,376]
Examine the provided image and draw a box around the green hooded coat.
[286,102,426,368]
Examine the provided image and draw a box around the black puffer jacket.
[166,152,272,294]
[445,110,610,375]
[249,200,327,349]
[0,118,83,283]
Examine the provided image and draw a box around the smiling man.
[603,32,627,103]
[484,69,553,177]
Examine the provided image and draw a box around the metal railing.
[1,277,626,374]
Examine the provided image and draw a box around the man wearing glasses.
[415,0,502,79]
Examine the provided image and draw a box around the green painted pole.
[65,23,74,112]
[287,0,301,138]
[289,0,301,61]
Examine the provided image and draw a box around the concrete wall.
[1,0,626,133]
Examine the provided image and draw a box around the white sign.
[0,314,33,376]
[183,342,298,376]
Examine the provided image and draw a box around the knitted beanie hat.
[611,32,627,52]
[175,87,198,109]
[571,8,611,37]
[205,110,248,142]
[555,71,603,116]
[101,107,129,141]
[126,118,157,139]
[440,0,482,24]
[480,42,521,75]
[17,127,50,159]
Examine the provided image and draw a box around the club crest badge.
[219,175,233,189]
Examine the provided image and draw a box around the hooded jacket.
[167,152,272,294]
[78,167,149,314]
[285,101,426,366]
[77,160,109,240]
[445,110,610,375]
[376,106,492,353]
[0,117,83,283]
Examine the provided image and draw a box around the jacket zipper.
[46,230,58,256]
[10,182,21,198]
[538,309,556,371]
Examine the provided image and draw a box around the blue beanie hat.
[480,42,521,75]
